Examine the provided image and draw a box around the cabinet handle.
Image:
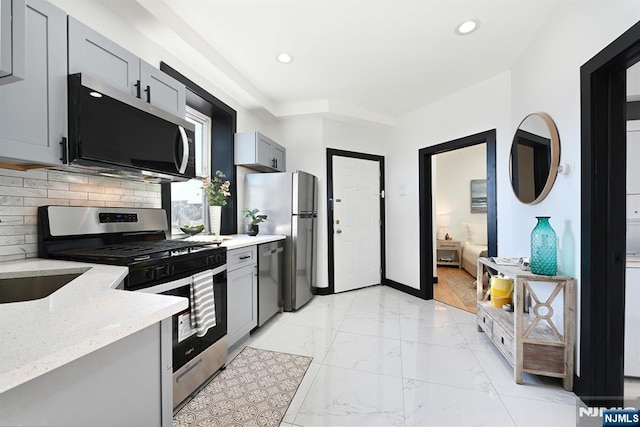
[135,80,141,98]
[60,137,68,163]
[239,255,251,260]
[145,85,151,103]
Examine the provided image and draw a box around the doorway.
[418,130,498,301]
[578,20,640,407]
[326,148,385,294]
[433,144,488,312]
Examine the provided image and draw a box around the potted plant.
[202,170,231,235]
[242,208,267,236]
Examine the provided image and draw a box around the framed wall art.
[470,179,487,213]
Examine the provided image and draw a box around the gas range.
[38,206,226,290]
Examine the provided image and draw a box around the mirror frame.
[509,112,560,204]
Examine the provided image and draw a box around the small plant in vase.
[242,208,267,236]
[202,170,231,235]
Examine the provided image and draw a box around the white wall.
[507,1,640,279]
[509,1,640,375]
[384,1,640,377]
[270,116,386,289]
[435,144,487,243]
[385,2,640,287]
[384,72,512,289]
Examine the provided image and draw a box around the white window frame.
[185,106,212,178]
[170,107,213,235]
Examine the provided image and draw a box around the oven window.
[170,107,211,235]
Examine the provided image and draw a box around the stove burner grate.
[55,240,211,259]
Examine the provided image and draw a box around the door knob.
[336,229,342,234]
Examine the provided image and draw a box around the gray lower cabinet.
[0,0,66,167]
[0,320,174,427]
[226,246,258,350]
[0,0,26,85]
[235,131,286,172]
[68,17,186,118]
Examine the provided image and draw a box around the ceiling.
[90,0,573,125]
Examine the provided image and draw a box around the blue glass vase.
[530,216,557,276]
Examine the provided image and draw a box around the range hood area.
[62,73,196,183]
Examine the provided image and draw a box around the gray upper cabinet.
[235,131,286,172]
[68,16,140,97]
[0,0,26,85]
[140,61,186,118]
[0,0,67,167]
[68,17,186,118]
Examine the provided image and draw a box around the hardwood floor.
[434,266,477,314]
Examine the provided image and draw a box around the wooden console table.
[476,257,576,390]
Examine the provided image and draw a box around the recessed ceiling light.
[455,19,480,35]
[89,91,103,98]
[276,52,294,64]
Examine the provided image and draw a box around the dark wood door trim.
[418,130,497,300]
[577,20,640,407]
[325,148,385,295]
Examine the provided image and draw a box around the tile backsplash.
[0,168,161,262]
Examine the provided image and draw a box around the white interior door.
[332,156,381,293]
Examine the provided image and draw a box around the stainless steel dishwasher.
[258,240,284,326]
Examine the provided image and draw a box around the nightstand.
[436,239,461,268]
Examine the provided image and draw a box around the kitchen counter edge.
[182,234,285,250]
[0,258,187,394]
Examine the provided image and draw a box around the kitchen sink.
[0,274,82,304]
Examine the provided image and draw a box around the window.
[169,107,211,235]
[160,61,237,235]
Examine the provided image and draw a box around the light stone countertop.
[184,233,286,250]
[0,258,187,394]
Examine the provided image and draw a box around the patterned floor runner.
[173,346,313,427]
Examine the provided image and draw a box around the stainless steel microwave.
[66,73,195,182]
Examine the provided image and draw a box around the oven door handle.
[136,264,227,295]
[137,276,192,294]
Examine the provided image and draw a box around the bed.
[462,241,488,278]
[461,222,488,278]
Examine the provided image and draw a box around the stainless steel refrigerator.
[245,171,317,311]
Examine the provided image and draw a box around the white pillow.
[464,222,488,246]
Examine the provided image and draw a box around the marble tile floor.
[228,285,581,426]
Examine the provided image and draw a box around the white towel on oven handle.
[190,270,216,337]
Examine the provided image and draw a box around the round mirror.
[509,112,560,204]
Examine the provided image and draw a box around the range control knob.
[155,264,173,278]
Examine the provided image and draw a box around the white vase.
[209,205,222,235]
